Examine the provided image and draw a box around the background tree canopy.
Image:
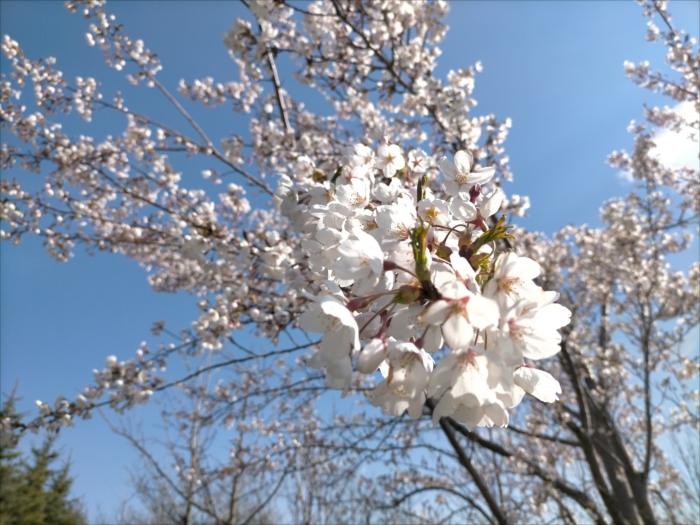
[0,395,86,525]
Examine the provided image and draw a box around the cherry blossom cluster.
[274,142,571,429]
[624,0,699,103]
[2,0,698,521]
[5,0,691,448]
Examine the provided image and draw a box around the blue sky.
[1,1,699,520]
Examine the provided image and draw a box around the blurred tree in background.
[0,394,86,525]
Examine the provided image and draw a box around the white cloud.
[651,101,699,170]
[616,169,635,184]
[617,101,699,184]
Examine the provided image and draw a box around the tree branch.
[437,416,509,525]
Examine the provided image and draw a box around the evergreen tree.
[0,395,86,525]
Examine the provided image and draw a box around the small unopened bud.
[458,234,472,259]
[469,183,482,203]
[435,245,453,260]
[469,252,490,269]
[395,285,423,304]
[383,260,399,272]
[346,295,377,312]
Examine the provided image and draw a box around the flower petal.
[466,295,500,330]
[470,166,495,185]
[451,363,487,407]
[443,313,473,350]
[419,300,452,325]
[438,156,457,180]
[480,188,504,218]
[321,329,353,360]
[356,339,387,374]
[514,367,562,403]
[298,304,327,333]
[454,150,473,174]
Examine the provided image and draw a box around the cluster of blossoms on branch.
[0,0,541,433]
[273,141,571,429]
[1,0,700,522]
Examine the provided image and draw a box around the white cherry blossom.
[298,295,360,361]
[335,177,370,210]
[416,196,450,226]
[438,150,495,199]
[483,252,551,307]
[371,341,434,419]
[496,300,572,366]
[4,2,695,521]
[374,200,416,248]
[406,149,432,175]
[388,304,444,353]
[375,144,406,178]
[513,365,562,403]
[420,281,499,350]
[428,350,508,429]
[333,231,384,294]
